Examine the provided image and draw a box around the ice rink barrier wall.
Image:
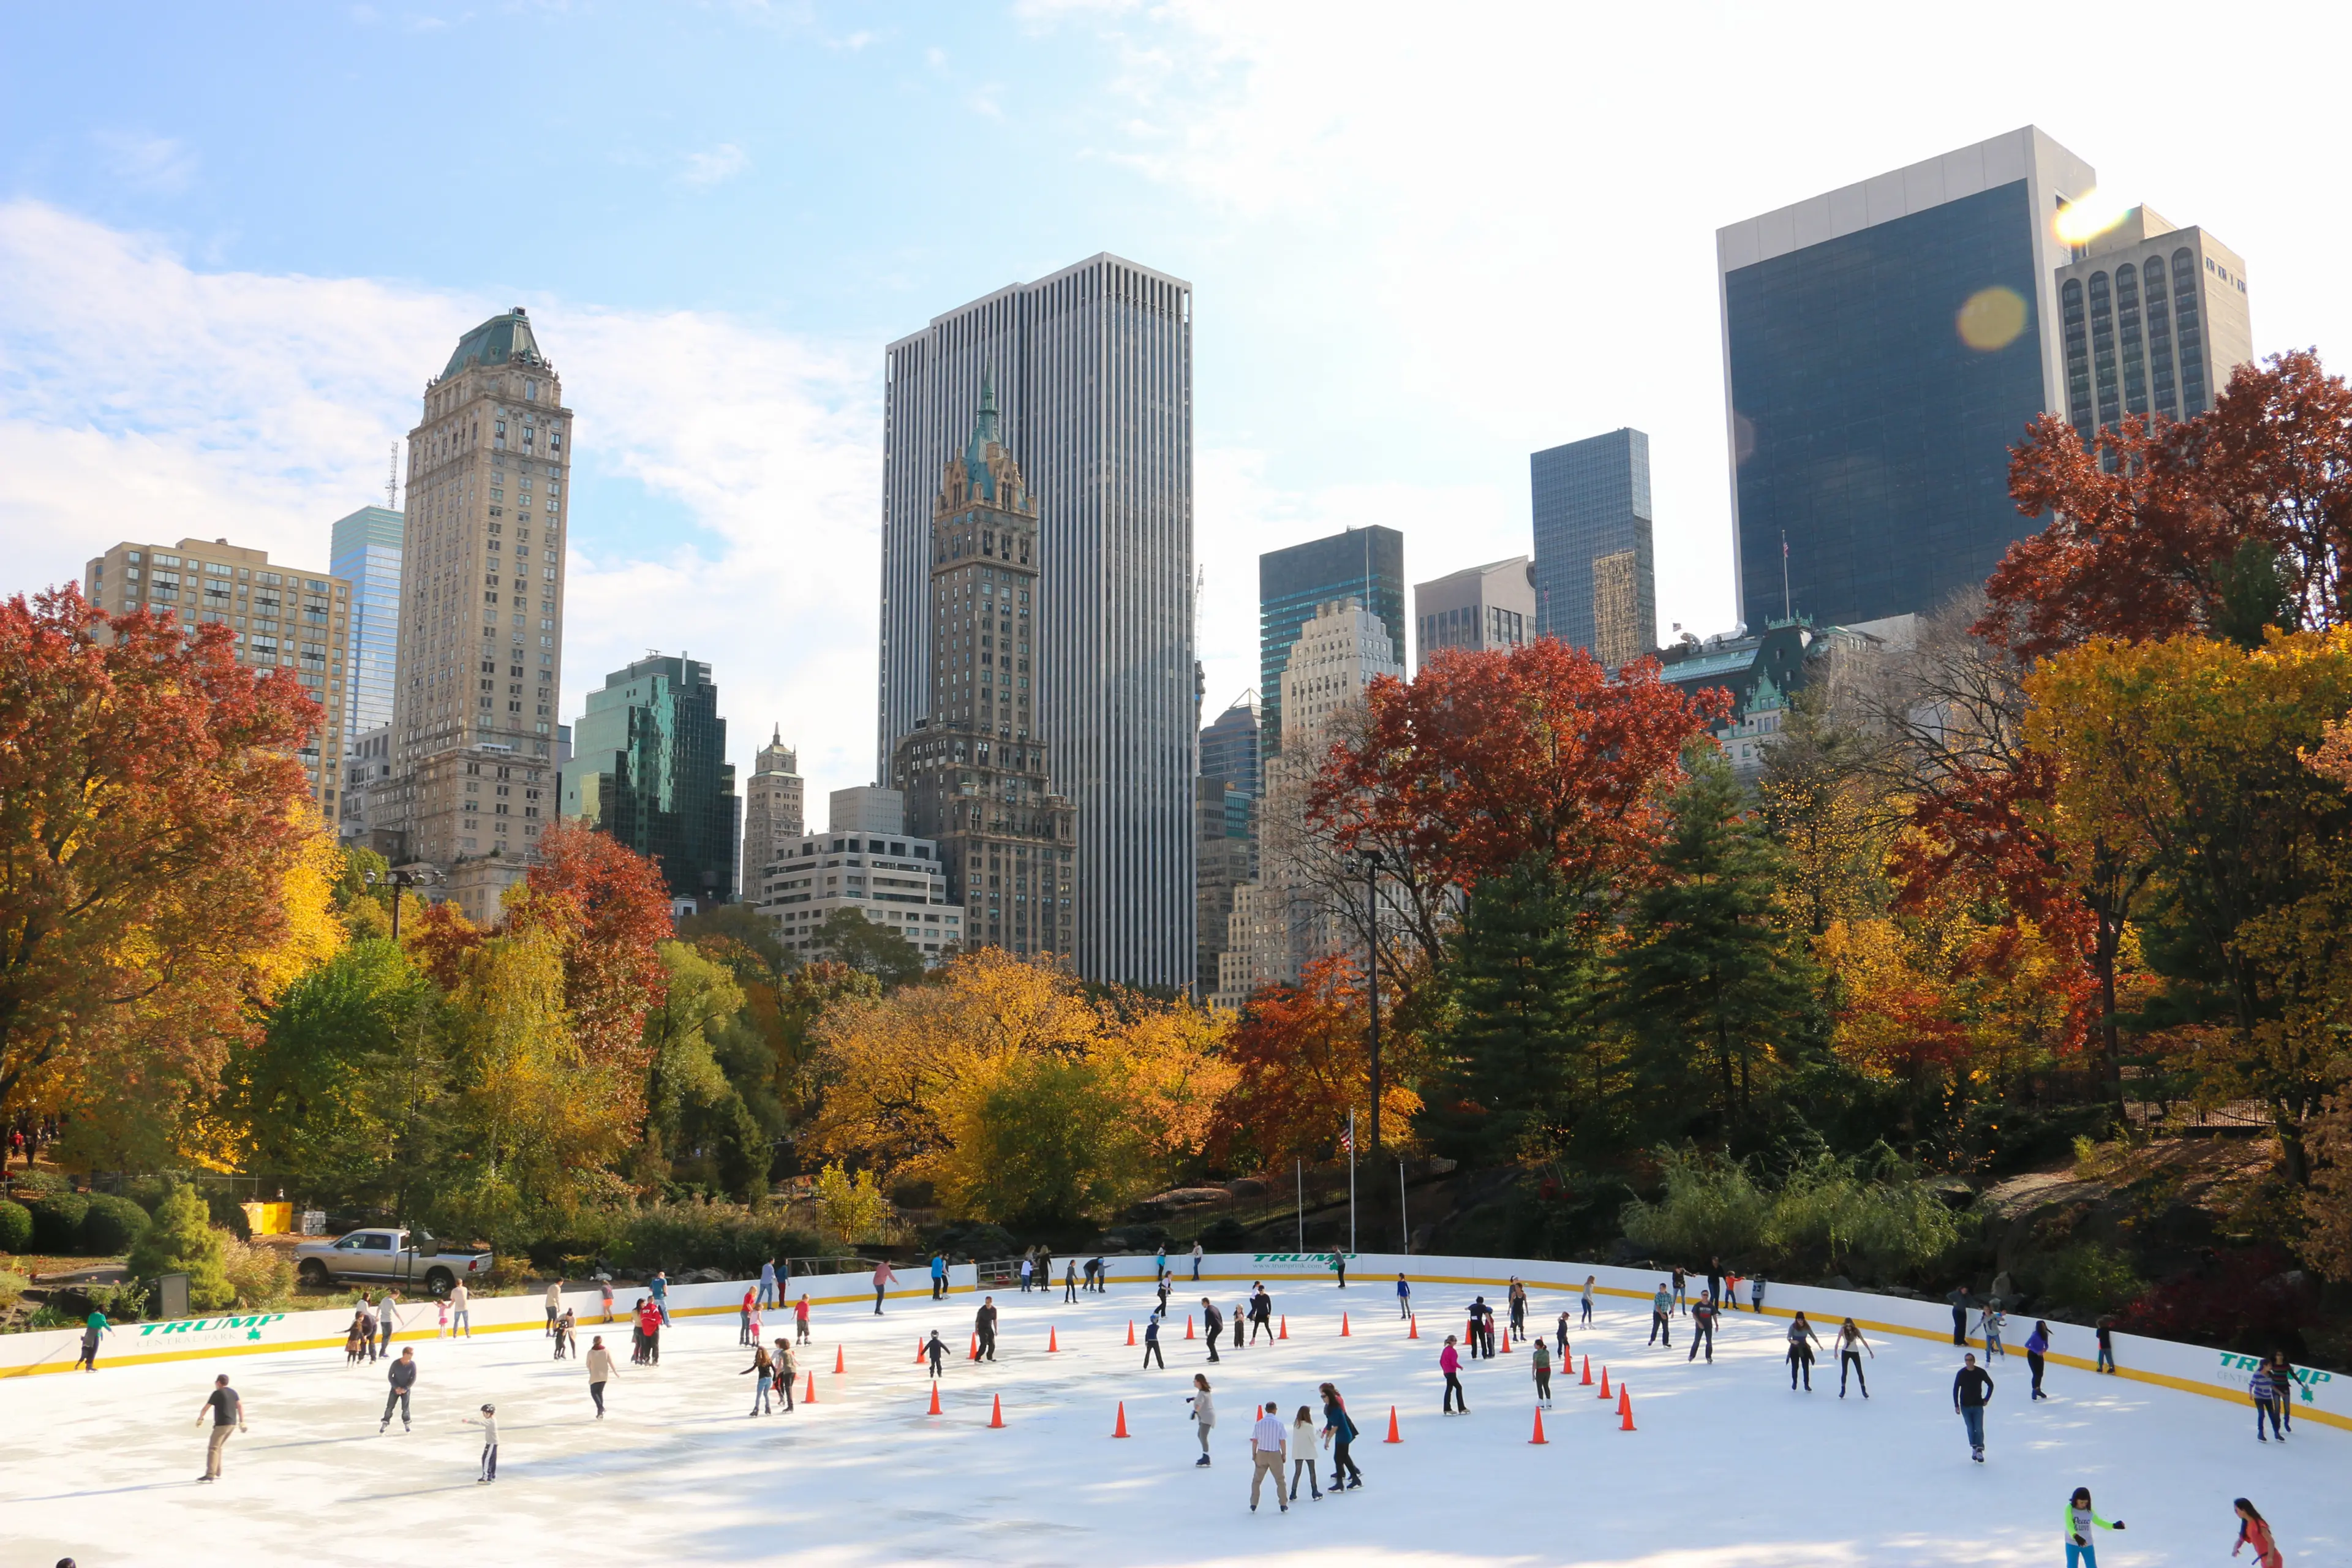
[0,1250,2337,1430]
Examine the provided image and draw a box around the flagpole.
[1348,1110,1357,1256]
[1295,1158,1303,1254]
[1398,1158,1409,1255]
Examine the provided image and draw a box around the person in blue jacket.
[930,1253,949,1300]
[1320,1381,1363,1490]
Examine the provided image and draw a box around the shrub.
[126,1185,233,1312]
[83,1280,148,1321]
[614,1200,831,1278]
[813,1163,897,1245]
[219,1237,296,1310]
[0,1199,32,1254]
[2039,1242,2145,1315]
[1619,1151,1770,1262]
[30,1193,89,1253]
[2118,1244,2315,1351]
[926,1220,1017,1262]
[80,1193,151,1255]
[1765,1158,1965,1281]
[1197,1215,1251,1251]
[8,1169,68,1199]
[0,1267,27,1308]
[123,1175,175,1215]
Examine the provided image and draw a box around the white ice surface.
[1,1278,2341,1567]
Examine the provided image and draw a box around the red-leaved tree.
[505,819,673,1087]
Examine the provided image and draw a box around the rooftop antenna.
[386,443,401,510]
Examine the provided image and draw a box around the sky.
[5,1,2351,810]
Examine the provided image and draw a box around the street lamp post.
[366,865,439,942]
[1360,848,1379,1178]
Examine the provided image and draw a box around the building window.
[2145,254,2178,419]
[2087,270,2119,434]
[2173,249,2207,417]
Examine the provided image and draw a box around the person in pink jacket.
[871,1259,900,1315]
[1440,1335,1469,1414]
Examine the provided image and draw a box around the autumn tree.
[1215,956,1420,1170]
[634,940,774,1198]
[0,589,332,1131]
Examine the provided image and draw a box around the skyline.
[5,5,2350,813]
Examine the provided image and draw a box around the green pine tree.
[1428,854,1592,1164]
[127,1183,233,1313]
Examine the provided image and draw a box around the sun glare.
[2054,187,2132,247]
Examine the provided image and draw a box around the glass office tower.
[1716,127,2094,632]
[1530,431,1654,666]
[562,654,740,905]
[329,504,404,740]
[1258,527,1403,756]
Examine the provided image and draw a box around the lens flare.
[2054,187,2131,247]
[1956,287,2027,352]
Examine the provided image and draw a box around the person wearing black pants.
[1948,1286,1972,1347]
[1320,1382,1362,1490]
[1687,1295,1715,1363]
[1836,1319,1872,1398]
[1441,1336,1468,1414]
[1142,1316,1165,1369]
[2024,1321,2051,1400]
[1202,1299,1223,1362]
[380,1348,417,1433]
[925,1330,947,1378]
[974,1296,998,1362]
[1786,1313,1823,1390]
[1065,1262,1079,1302]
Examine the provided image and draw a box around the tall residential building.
[340,723,398,852]
[388,307,573,882]
[879,255,1193,987]
[1717,127,2095,633]
[561,654,740,906]
[1259,528,1404,756]
[329,505,404,741]
[2053,206,2252,446]
[1531,430,1655,667]
[739,728,805,903]
[754,788,963,962]
[890,391,1077,960]
[1417,556,1537,662]
[85,538,350,818]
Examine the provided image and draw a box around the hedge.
[0,1199,31,1254]
[81,1193,152,1255]
[31,1193,89,1254]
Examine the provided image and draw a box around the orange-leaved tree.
[504,818,673,1116]
[1213,955,1420,1170]
[0,587,327,1126]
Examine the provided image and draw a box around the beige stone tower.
[386,308,570,882]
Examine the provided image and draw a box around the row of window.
[2062,246,2214,440]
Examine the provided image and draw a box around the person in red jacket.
[636,1296,664,1365]
[2233,1498,2282,1567]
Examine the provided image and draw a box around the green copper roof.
[963,374,1001,502]
[442,307,545,380]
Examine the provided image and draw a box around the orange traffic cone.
[968,1332,980,1362]
[1112,1401,1131,1438]
[914,1338,925,1365]
[804,1371,816,1403]
[1126,1320,1136,1346]
[834,1345,846,1374]
[1580,1354,1593,1385]
[990,1394,1005,1429]
[928,1381,943,1415]
[1562,1338,1571,1366]
[1186,1314,1195,1340]
[1618,1384,1636,1432]
[1340,1313,1351,1337]
[1382,1404,1402,1443]
[1280,1316,1289,1340]
[1048,1326,1059,1352]
[1529,1406,1548,1444]
[1598,1365,1611,1400]
[1408,1316,1419,1339]
[1501,1329,1512,1353]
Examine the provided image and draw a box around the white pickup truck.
[292,1227,491,1297]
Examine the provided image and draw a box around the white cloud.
[0,200,885,816]
[679,143,752,188]
[91,131,199,194]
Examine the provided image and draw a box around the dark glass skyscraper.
[1199,697,1261,799]
[562,654,739,904]
[1716,127,2094,633]
[1530,431,1655,666]
[1258,527,1402,755]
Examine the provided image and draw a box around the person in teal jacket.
[2064,1486,2126,1568]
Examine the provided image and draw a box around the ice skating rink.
[2,1275,2342,1567]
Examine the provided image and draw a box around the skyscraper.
[1531,430,1655,667]
[330,505,404,742]
[1417,556,1537,662]
[890,390,1077,960]
[2052,206,2252,446]
[1716,127,2094,633]
[1259,527,1404,755]
[739,728,805,902]
[1194,694,1261,996]
[561,654,739,905]
[387,307,571,876]
[879,255,1193,987]
[1199,695,1261,799]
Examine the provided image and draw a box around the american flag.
[1340,1119,1354,1154]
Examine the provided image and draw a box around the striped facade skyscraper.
[879,254,1194,988]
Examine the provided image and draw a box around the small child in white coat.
[1288,1406,1323,1502]
[461,1403,499,1482]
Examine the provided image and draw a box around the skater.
[650,1269,671,1325]
[2233,1498,2282,1568]
[1477,1295,1496,1357]
[1532,1335,1553,1401]
[355,1296,377,1363]
[1706,1256,1724,1312]
[742,1342,776,1415]
[872,1257,899,1314]
[2249,1362,2285,1441]
[1188,1374,1216,1465]
[194,1373,245,1482]
[795,1293,813,1344]
[553,1307,576,1360]
[380,1346,417,1432]
[974,1295,998,1362]
[1670,1265,1687,1314]
[739,1286,757,1346]
[548,1279,565,1337]
[773,1338,797,1411]
[1948,1284,1972,1346]
[925,1330,948,1378]
[1250,1284,1275,1344]
[1397,1272,1412,1319]
[2094,1314,2117,1374]
[637,1295,663,1365]
[1647,1281,1673,1348]
[1035,1248,1054,1295]
[1232,1299,1248,1355]
[1320,1381,1362,1490]
[1724,1269,1742,1310]
[1065,1260,1079,1302]
[1977,1301,2007,1358]
[1440,1334,1469,1413]
[1687,1291,1715,1363]
[930,1252,949,1300]
[1749,1272,1766,1314]
[449,1278,472,1338]
[436,1294,450,1336]
[1192,1240,1204,1281]
[1331,1250,1348,1290]
[1156,1243,1168,1280]
[1248,1401,1289,1513]
[1835,1318,1873,1397]
[1142,1314,1166,1369]
[1202,1298,1224,1362]
[586,1335,616,1418]
[1580,1275,1595,1326]
[1463,1303,1484,1360]
[1953,1352,1994,1462]
[2265,1351,2297,1431]
[2025,1320,2052,1398]
[377,1289,399,1357]
[1555,1310,1570,1361]
[758,1256,778,1310]
[345,1309,371,1365]
[599,1273,615,1324]
[1289,1405,1323,1500]
[2064,1485,2125,1567]
[1019,1253,1033,1293]
[1786,1311,1822,1390]
[1155,1275,1173,1319]
[1507,1276,1528,1335]
[462,1403,498,1483]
